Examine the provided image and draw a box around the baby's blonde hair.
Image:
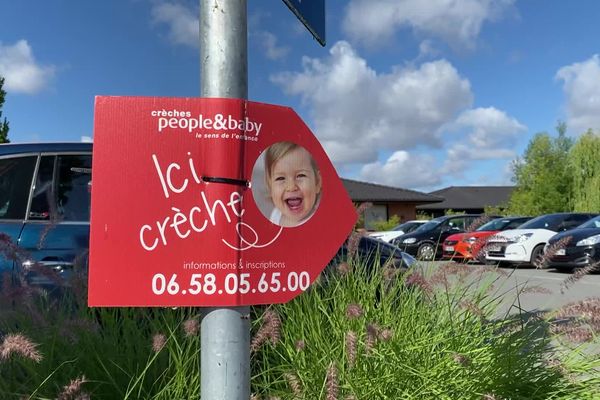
[264,141,320,192]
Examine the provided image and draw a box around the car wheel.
[530,244,545,268]
[417,243,436,261]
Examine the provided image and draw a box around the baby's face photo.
[269,146,321,226]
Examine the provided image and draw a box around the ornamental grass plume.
[326,362,339,400]
[152,333,167,353]
[336,262,350,275]
[345,303,364,319]
[452,352,472,367]
[346,231,363,259]
[284,372,302,398]
[551,297,600,343]
[251,309,282,352]
[345,331,357,368]
[535,236,571,269]
[56,375,89,400]
[404,271,433,296]
[465,215,492,232]
[183,318,199,337]
[294,339,305,351]
[365,323,380,354]
[0,333,42,362]
[560,261,600,294]
[378,328,393,342]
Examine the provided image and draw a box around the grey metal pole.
[199,1,250,399]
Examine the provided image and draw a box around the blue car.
[0,142,92,287]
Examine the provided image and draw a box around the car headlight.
[576,234,600,246]
[514,233,533,243]
[463,237,477,244]
[402,237,417,244]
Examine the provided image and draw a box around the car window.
[506,218,530,229]
[0,156,37,220]
[29,155,55,220]
[579,216,600,229]
[519,214,564,230]
[57,155,92,221]
[28,154,92,222]
[561,214,595,231]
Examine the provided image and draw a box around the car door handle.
[22,260,74,273]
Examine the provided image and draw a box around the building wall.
[387,202,418,222]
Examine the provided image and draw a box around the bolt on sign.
[88,96,357,307]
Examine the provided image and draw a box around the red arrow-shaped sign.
[88,96,356,307]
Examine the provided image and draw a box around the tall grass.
[1,251,600,399]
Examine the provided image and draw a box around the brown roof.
[417,186,514,210]
[342,179,443,203]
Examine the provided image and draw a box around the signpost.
[282,0,326,46]
[89,1,344,399]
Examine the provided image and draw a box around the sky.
[2,0,600,193]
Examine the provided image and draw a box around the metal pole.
[199,1,250,399]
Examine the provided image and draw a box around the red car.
[442,217,532,262]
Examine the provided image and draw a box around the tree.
[569,129,600,212]
[507,122,573,215]
[0,77,10,143]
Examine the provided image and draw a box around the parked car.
[332,235,417,272]
[485,213,598,267]
[442,216,532,262]
[392,214,487,261]
[368,220,427,243]
[0,142,93,288]
[544,215,600,271]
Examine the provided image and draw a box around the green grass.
[1,257,599,399]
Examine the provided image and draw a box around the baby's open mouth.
[285,197,303,212]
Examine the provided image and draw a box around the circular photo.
[251,141,322,228]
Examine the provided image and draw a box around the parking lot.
[430,261,600,314]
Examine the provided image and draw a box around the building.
[341,179,443,229]
[416,186,515,217]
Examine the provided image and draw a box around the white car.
[369,220,427,243]
[485,213,597,266]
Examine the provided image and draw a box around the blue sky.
[2,0,600,192]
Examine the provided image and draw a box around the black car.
[392,214,492,261]
[332,235,417,272]
[545,215,600,271]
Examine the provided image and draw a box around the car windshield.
[579,215,600,229]
[412,217,444,233]
[392,221,422,232]
[476,218,511,231]
[518,214,566,230]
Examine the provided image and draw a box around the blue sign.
[282,0,326,46]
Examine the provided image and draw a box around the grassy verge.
[1,257,599,399]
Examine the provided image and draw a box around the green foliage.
[569,130,600,212]
[0,77,10,144]
[444,209,462,216]
[251,261,600,399]
[2,258,600,399]
[372,214,400,231]
[483,204,508,217]
[415,211,433,220]
[507,123,573,215]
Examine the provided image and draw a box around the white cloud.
[0,40,55,94]
[444,107,526,174]
[271,41,472,165]
[556,54,600,134]
[151,2,198,48]
[359,150,442,189]
[342,0,515,49]
[256,31,290,60]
